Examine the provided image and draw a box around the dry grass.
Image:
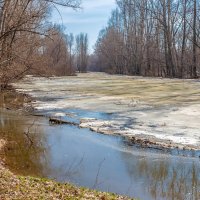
[0,168,131,200]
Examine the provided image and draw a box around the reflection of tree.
[120,148,200,200]
[0,111,48,177]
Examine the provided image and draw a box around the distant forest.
[92,0,200,78]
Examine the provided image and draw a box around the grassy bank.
[0,164,131,200]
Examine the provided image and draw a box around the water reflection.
[0,109,200,200]
[120,147,200,200]
[0,110,47,177]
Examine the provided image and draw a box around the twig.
[23,120,36,146]
[93,158,106,189]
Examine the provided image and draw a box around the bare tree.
[75,33,88,73]
[0,0,81,90]
[94,0,200,79]
[66,33,75,75]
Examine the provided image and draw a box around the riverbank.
[0,90,132,200]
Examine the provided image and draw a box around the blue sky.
[51,0,116,53]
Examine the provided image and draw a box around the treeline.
[0,0,88,90]
[43,29,88,75]
[94,0,200,78]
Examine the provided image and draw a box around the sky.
[51,0,116,53]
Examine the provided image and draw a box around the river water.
[0,108,200,200]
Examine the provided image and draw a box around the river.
[1,73,200,199]
[0,108,200,200]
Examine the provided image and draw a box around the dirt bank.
[0,87,33,112]
[0,139,6,150]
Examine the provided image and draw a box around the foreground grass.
[0,165,132,200]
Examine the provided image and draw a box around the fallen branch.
[49,118,79,126]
